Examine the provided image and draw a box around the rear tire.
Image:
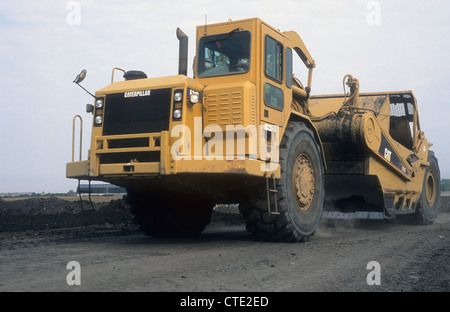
[240,122,325,242]
[125,190,214,237]
[413,153,441,225]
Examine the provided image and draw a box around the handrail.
[72,115,83,162]
[111,67,126,84]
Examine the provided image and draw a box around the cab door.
[259,23,292,127]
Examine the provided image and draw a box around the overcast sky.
[0,0,449,193]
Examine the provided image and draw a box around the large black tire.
[413,152,441,225]
[239,122,325,242]
[125,190,214,237]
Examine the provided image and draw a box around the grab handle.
[72,115,83,162]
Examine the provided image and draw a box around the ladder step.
[265,173,279,215]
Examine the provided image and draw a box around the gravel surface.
[0,195,449,292]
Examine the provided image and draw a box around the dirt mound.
[0,197,133,232]
[0,197,244,232]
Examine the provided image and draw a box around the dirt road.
[0,196,449,293]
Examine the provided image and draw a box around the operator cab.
[388,93,417,151]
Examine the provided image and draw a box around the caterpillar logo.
[378,134,410,178]
[124,90,151,98]
[384,148,392,161]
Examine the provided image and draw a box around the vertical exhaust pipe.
[176,27,188,76]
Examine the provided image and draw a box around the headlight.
[173,109,182,119]
[174,92,183,102]
[94,116,102,124]
[190,93,199,104]
[95,98,103,108]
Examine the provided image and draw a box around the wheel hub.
[425,171,436,206]
[293,154,315,211]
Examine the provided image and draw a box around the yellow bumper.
[66,160,90,180]
[66,158,280,180]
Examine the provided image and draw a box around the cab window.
[197,31,251,77]
[264,83,284,111]
[265,36,283,83]
[389,94,415,150]
[285,47,293,88]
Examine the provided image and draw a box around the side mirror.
[86,104,94,114]
[73,69,95,98]
[74,69,87,84]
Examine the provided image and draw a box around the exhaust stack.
[176,27,188,76]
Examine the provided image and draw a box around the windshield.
[197,31,251,77]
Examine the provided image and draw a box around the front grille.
[100,152,160,164]
[103,88,171,135]
[108,137,150,149]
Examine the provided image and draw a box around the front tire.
[240,122,325,242]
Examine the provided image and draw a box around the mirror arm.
[74,82,95,98]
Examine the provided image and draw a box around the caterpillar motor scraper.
[67,18,440,241]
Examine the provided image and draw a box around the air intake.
[176,27,188,76]
[123,70,148,80]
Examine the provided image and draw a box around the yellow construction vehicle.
[67,18,440,241]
